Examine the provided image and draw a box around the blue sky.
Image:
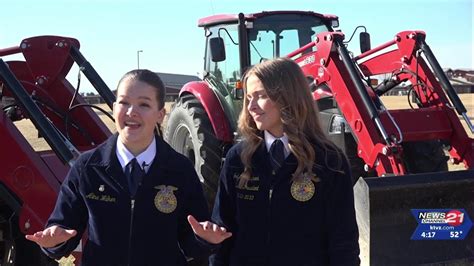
[1,0,472,93]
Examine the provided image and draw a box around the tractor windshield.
[248,14,330,65]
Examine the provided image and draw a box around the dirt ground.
[12,94,473,171]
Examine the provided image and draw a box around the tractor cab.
[200,11,338,106]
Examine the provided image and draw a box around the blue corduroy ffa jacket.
[42,134,211,266]
[210,141,360,266]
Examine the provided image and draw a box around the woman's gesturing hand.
[25,225,77,248]
[187,215,232,244]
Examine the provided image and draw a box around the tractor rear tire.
[165,94,223,208]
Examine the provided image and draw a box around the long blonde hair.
[238,58,341,184]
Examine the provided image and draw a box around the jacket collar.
[88,133,172,171]
[253,140,297,166]
[116,136,156,172]
[252,140,297,180]
[263,131,290,158]
[85,133,174,194]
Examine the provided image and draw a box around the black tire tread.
[165,95,223,206]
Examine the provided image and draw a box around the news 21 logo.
[411,209,472,240]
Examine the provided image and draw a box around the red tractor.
[165,11,474,264]
[0,36,114,264]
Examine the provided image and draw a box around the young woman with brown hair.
[210,58,360,265]
[26,69,230,265]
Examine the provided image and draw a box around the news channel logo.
[411,209,472,240]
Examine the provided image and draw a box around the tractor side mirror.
[210,37,226,62]
[360,32,371,54]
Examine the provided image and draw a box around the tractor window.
[249,14,330,65]
[280,30,300,56]
[205,25,240,95]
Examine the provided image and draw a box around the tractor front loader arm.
[356,31,474,168]
[292,31,407,176]
[0,36,113,151]
[0,59,77,165]
[0,35,114,264]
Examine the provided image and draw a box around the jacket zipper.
[266,184,274,265]
[128,198,135,266]
[268,187,273,244]
[127,178,143,265]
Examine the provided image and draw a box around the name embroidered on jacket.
[236,193,255,201]
[86,193,117,203]
[233,174,260,191]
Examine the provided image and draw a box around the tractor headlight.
[329,114,351,134]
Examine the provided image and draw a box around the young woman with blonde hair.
[210,58,360,265]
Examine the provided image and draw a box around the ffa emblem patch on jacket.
[154,185,178,213]
[290,177,315,202]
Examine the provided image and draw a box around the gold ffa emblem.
[290,177,315,202]
[154,185,178,213]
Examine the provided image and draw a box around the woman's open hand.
[25,225,77,248]
[187,215,232,244]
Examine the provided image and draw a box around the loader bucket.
[355,169,474,265]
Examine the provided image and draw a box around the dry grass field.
[380,94,473,135]
[12,95,473,171]
[380,94,473,171]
